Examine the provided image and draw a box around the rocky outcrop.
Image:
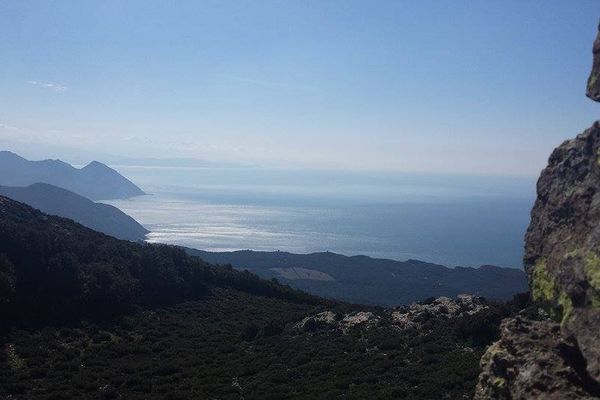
[295,310,380,333]
[524,122,600,382]
[296,295,487,334]
[392,294,488,329]
[476,22,600,399]
[475,312,600,400]
[587,23,600,101]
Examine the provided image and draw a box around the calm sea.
[105,166,537,269]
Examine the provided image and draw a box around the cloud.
[26,80,68,92]
[0,123,20,131]
[0,123,22,141]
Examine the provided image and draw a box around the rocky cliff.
[587,23,600,101]
[475,23,600,399]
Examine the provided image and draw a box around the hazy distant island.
[0,151,145,200]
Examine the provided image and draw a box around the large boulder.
[525,122,600,381]
[475,122,600,399]
[474,313,597,400]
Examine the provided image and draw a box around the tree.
[0,253,16,306]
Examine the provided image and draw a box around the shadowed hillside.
[188,249,528,306]
[0,183,148,241]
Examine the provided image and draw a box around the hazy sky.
[1,1,599,174]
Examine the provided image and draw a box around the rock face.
[587,23,600,101]
[525,122,600,382]
[475,22,600,399]
[475,312,599,399]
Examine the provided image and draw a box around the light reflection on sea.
[105,167,536,268]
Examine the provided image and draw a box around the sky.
[1,0,599,174]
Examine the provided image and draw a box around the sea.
[105,166,537,269]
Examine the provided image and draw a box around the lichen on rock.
[585,252,600,291]
[530,259,554,303]
[557,290,573,325]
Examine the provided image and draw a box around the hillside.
[0,183,148,241]
[188,249,528,306]
[0,151,144,200]
[0,195,316,324]
[0,196,522,399]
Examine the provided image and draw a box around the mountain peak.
[83,160,109,170]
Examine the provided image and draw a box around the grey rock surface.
[474,313,598,400]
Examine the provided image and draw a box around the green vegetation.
[5,344,24,371]
[0,288,523,399]
[0,196,525,399]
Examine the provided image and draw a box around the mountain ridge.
[0,183,148,241]
[0,151,145,200]
[187,248,527,306]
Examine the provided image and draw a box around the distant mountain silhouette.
[0,183,148,241]
[187,249,528,306]
[0,151,145,200]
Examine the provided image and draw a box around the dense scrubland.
[0,196,527,399]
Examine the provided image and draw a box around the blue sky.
[1,0,599,174]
